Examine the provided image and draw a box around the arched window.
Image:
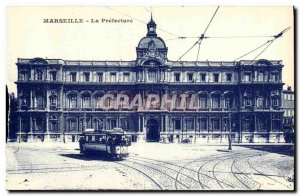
[211,93,220,108]
[49,94,57,109]
[81,93,91,108]
[35,91,44,108]
[199,93,208,109]
[67,93,77,108]
[224,93,234,108]
[94,93,104,109]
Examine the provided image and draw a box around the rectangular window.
[175,73,180,82]
[123,73,130,82]
[187,119,194,130]
[34,118,42,131]
[84,72,90,82]
[272,120,281,130]
[245,97,252,106]
[200,73,206,82]
[148,71,156,82]
[70,120,77,131]
[50,121,57,131]
[226,73,232,82]
[175,119,181,130]
[111,73,116,82]
[188,73,193,82]
[271,73,278,82]
[36,96,43,108]
[213,73,219,82]
[258,72,264,81]
[50,71,57,81]
[70,72,77,82]
[244,73,251,82]
[50,97,57,107]
[272,98,279,107]
[19,71,29,81]
[258,118,266,130]
[97,73,103,82]
[200,118,207,130]
[244,119,251,131]
[212,118,220,130]
[257,97,265,108]
[111,119,117,129]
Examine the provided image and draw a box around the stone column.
[61,88,64,109]
[29,90,32,108]
[165,115,168,133]
[18,117,22,142]
[46,89,49,110]
[138,115,141,132]
[28,115,33,142]
[45,113,50,142]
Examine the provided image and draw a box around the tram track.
[130,153,240,189]
[128,156,206,190]
[231,154,263,190]
[123,158,191,189]
[113,161,163,190]
[246,155,292,189]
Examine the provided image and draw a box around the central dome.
[137,37,166,49]
[136,14,168,61]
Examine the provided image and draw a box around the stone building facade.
[15,17,285,143]
[282,86,294,143]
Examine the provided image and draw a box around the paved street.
[6,142,294,191]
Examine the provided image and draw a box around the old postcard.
[6,6,294,191]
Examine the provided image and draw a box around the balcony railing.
[16,78,283,85]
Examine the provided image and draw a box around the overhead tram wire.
[234,26,291,62]
[164,35,276,43]
[105,6,179,38]
[174,6,220,63]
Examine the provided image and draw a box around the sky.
[6,6,294,93]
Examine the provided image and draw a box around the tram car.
[79,128,131,159]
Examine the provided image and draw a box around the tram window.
[88,136,92,141]
[95,136,100,142]
[86,136,89,141]
[176,135,179,138]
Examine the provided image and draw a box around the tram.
[79,128,131,159]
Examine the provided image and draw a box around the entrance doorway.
[146,119,159,142]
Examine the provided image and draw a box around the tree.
[8,90,18,141]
